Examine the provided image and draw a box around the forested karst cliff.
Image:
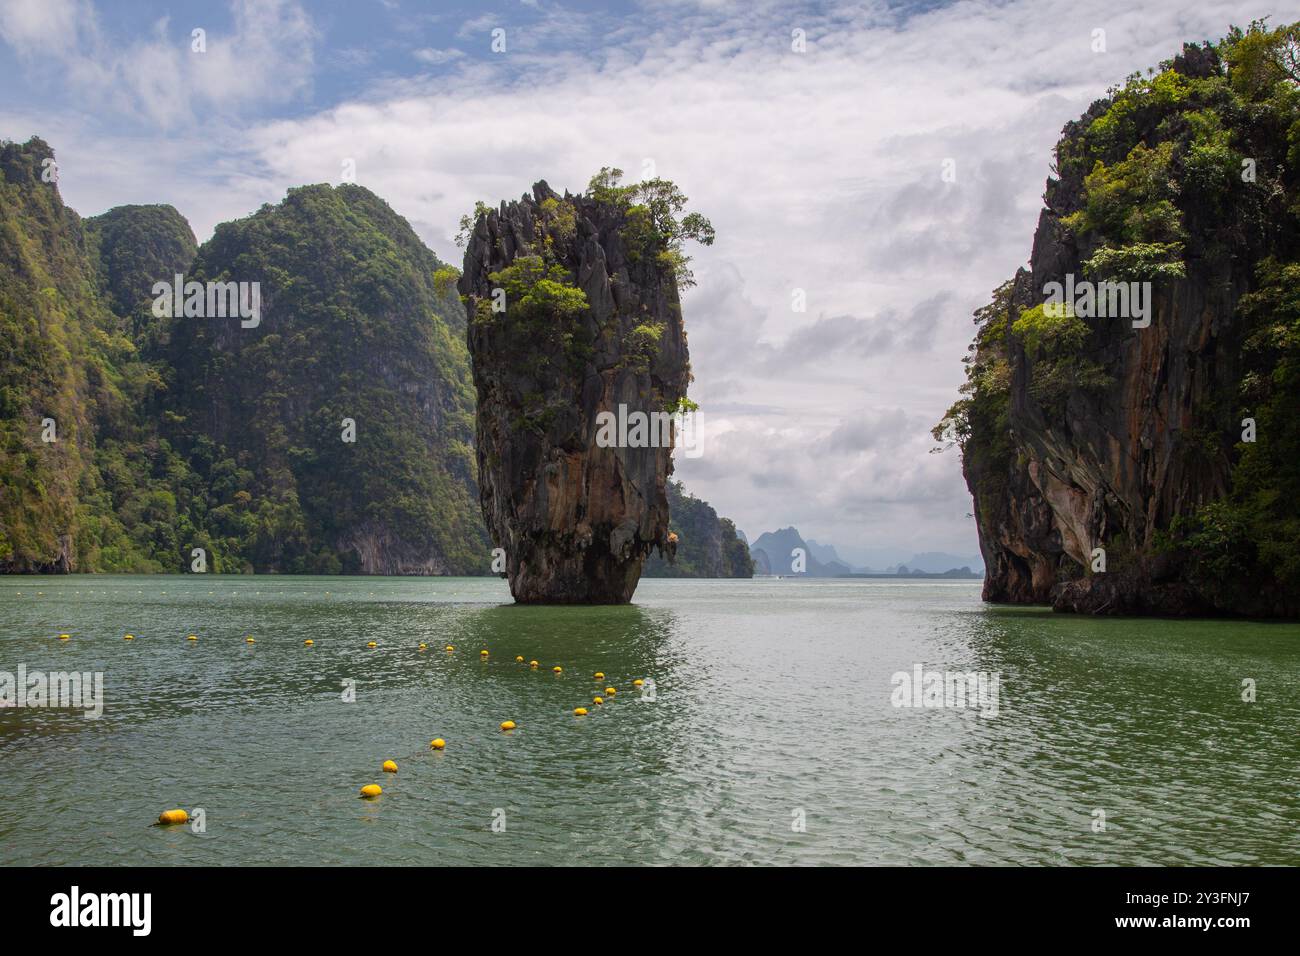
[0,141,742,578]
[0,139,193,572]
[942,22,1300,617]
[460,171,713,602]
[161,184,487,574]
[642,480,753,578]
[0,139,486,573]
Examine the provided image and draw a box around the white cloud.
[0,0,83,52]
[413,47,465,66]
[456,14,499,40]
[0,0,316,126]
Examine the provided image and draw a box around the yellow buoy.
[445,645,454,652]
[430,738,446,750]
[500,720,517,731]
[158,809,189,826]
[515,655,524,663]
[529,660,539,668]
[419,643,427,650]
[480,649,489,656]
[605,687,616,696]
[360,784,382,798]
[187,635,198,641]
[633,678,644,687]
[303,639,314,646]
[124,634,134,641]
[593,696,604,705]
[367,641,377,648]
[246,636,255,644]
[58,634,70,641]
[382,760,398,773]
[552,665,562,673]
[574,707,588,716]
[594,671,605,679]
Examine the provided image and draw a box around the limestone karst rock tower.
[948,32,1300,617]
[460,173,709,603]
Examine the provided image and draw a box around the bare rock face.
[459,182,689,603]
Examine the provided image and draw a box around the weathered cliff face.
[460,181,691,603]
[337,521,461,576]
[0,139,135,572]
[642,480,753,578]
[954,32,1300,617]
[962,264,1228,615]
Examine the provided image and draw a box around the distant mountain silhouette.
[749,531,984,576]
[898,552,985,574]
[749,527,851,576]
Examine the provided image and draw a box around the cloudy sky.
[0,0,1288,566]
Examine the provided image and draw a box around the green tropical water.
[1,575,1296,866]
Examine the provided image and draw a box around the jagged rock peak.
[459,171,707,603]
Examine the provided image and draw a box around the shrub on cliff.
[585,167,715,287]
[1011,304,1111,414]
[481,256,588,325]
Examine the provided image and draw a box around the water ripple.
[0,575,1296,865]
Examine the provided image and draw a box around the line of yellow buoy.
[348,645,651,805]
[67,632,650,818]
[52,632,651,711]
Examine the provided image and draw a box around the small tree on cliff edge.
[586,167,715,287]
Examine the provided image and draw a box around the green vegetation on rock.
[162,183,487,574]
[85,204,197,341]
[0,138,199,572]
[940,20,1300,615]
[1,139,487,574]
[642,480,753,578]
[585,167,715,287]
